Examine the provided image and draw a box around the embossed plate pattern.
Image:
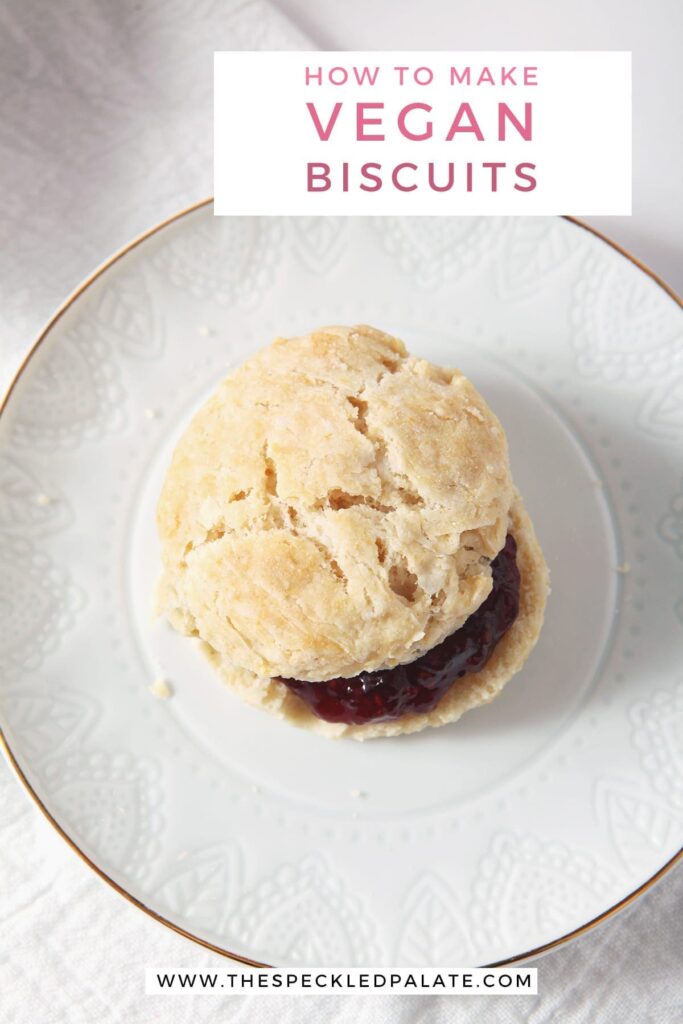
[0,204,681,966]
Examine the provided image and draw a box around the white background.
[0,1,681,1023]
[215,51,632,215]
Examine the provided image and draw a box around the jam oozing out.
[280,534,520,725]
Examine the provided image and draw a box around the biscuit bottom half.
[194,492,548,740]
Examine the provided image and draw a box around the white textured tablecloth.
[0,2,681,1021]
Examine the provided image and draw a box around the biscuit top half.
[157,325,513,681]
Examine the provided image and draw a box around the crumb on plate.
[150,676,173,699]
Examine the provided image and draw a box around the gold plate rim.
[1,201,681,969]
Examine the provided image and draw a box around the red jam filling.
[280,533,521,725]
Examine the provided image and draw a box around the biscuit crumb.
[35,493,52,506]
[349,788,366,799]
[250,783,261,794]
[144,408,160,420]
[615,562,631,575]
[150,676,173,699]
[198,325,213,337]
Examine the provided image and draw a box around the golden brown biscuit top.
[157,325,513,681]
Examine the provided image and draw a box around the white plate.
[1,204,682,967]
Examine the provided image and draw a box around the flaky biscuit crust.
[194,490,549,740]
[157,325,515,682]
